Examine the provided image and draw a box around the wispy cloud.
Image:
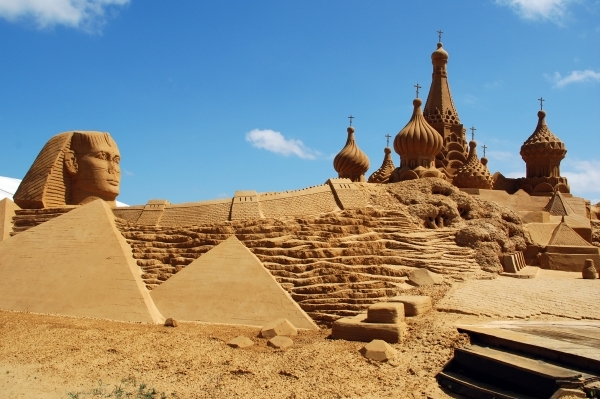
[495,0,579,25]
[0,0,130,33]
[545,69,600,87]
[484,80,502,89]
[562,159,600,199]
[245,129,320,160]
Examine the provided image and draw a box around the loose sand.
[1,269,595,398]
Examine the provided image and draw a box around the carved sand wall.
[258,185,338,219]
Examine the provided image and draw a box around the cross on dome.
[538,97,545,110]
[414,83,422,98]
[482,144,488,157]
[348,115,354,126]
[437,29,443,42]
[385,134,391,147]
[470,126,477,141]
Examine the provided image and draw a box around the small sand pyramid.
[544,192,574,216]
[548,221,593,247]
[151,236,317,329]
[0,200,164,323]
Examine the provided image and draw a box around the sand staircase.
[118,208,480,324]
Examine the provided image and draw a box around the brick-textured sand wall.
[258,185,339,219]
[160,200,231,227]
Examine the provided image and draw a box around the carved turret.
[453,141,494,189]
[390,98,444,182]
[518,109,569,194]
[423,40,468,177]
[368,147,395,183]
[333,126,370,182]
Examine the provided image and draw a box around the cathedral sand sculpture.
[0,35,599,398]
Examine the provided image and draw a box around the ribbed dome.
[431,42,448,61]
[453,141,493,189]
[394,98,443,157]
[520,110,567,162]
[333,126,370,182]
[368,147,395,184]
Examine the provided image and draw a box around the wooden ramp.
[151,236,318,329]
[0,200,164,324]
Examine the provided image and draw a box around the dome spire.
[389,93,445,182]
[368,138,396,183]
[453,139,494,189]
[422,33,468,177]
[518,104,570,194]
[333,118,370,182]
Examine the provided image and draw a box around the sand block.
[0,198,19,241]
[227,336,254,349]
[332,314,407,343]
[151,237,317,329]
[582,259,598,279]
[360,339,396,362]
[260,318,298,338]
[407,269,442,287]
[268,336,293,349]
[549,388,586,399]
[0,200,164,323]
[388,296,432,316]
[366,302,404,324]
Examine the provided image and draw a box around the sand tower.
[453,140,494,189]
[518,107,569,194]
[333,121,370,182]
[422,37,468,177]
[389,98,444,182]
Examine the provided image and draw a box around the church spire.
[422,34,468,177]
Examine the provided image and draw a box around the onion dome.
[520,110,567,163]
[453,141,493,189]
[368,147,395,183]
[394,98,443,159]
[333,126,370,182]
[431,42,449,62]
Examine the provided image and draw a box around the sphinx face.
[72,141,121,202]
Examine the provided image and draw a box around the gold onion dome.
[394,98,443,158]
[333,126,370,182]
[520,110,567,163]
[453,141,493,189]
[368,147,395,183]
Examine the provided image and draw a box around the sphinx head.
[64,132,121,206]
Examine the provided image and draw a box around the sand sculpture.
[333,125,370,182]
[389,98,444,182]
[13,131,121,209]
[1,33,597,331]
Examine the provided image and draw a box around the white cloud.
[495,0,578,24]
[561,160,600,199]
[245,129,320,160]
[0,0,130,32]
[545,69,600,87]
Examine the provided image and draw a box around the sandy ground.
[0,270,596,399]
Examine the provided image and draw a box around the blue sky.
[0,0,599,205]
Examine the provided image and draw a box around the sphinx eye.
[95,152,108,160]
[113,156,121,165]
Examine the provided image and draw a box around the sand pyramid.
[548,221,593,247]
[0,200,164,323]
[151,236,317,329]
[544,192,574,216]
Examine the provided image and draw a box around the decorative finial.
[437,29,443,42]
[385,134,391,147]
[538,97,545,110]
[470,126,477,141]
[348,115,354,126]
[482,144,488,157]
[414,83,422,98]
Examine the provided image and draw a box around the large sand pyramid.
[151,236,318,329]
[0,200,164,323]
